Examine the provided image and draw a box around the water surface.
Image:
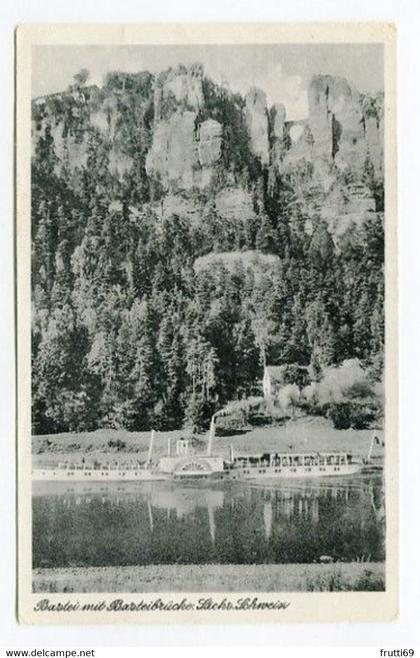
[32,476,385,568]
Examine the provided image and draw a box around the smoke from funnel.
[302,359,375,405]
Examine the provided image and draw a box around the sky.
[32,43,384,121]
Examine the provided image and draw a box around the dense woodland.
[31,70,384,434]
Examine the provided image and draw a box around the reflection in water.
[32,476,385,568]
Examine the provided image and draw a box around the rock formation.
[146,110,198,189]
[279,75,383,178]
[145,65,224,190]
[31,66,384,238]
[269,103,286,167]
[245,87,269,165]
[198,119,223,167]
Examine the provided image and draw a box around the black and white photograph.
[15,23,398,624]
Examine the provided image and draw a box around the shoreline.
[32,417,384,469]
[33,562,385,593]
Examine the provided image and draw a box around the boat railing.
[232,451,354,469]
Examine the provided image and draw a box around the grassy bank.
[32,416,384,468]
[33,562,385,593]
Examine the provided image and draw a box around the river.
[32,475,385,568]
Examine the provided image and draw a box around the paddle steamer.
[32,418,370,482]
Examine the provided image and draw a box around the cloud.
[225,60,309,121]
[262,64,308,121]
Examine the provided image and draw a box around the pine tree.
[32,304,95,432]
[306,294,336,370]
[255,214,278,254]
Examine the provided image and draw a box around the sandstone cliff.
[32,65,384,238]
[279,75,383,178]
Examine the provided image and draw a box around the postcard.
[16,22,397,623]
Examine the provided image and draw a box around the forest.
[31,67,384,434]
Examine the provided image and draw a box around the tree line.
[31,73,384,434]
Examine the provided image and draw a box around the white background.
[1,0,419,649]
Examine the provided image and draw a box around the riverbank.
[32,416,384,468]
[33,562,385,593]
